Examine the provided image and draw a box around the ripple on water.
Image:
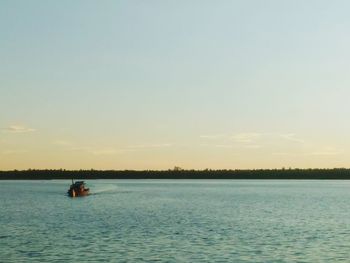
[1,180,350,262]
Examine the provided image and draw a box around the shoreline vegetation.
[1,168,350,180]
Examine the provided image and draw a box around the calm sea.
[1,180,350,262]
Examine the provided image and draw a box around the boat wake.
[91,184,119,195]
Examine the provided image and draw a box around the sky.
[1,0,350,170]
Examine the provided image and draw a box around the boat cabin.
[68,180,90,197]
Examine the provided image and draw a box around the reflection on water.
[1,180,350,262]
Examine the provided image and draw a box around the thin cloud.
[68,146,122,156]
[54,139,140,156]
[199,134,226,140]
[200,132,262,143]
[272,148,343,157]
[272,152,291,156]
[200,132,263,149]
[307,149,343,156]
[244,144,262,149]
[200,132,307,150]
[279,133,305,144]
[68,146,92,152]
[127,143,173,149]
[53,140,72,146]
[214,144,235,149]
[89,148,120,156]
[1,150,28,155]
[2,125,36,133]
[213,144,262,149]
[231,133,261,143]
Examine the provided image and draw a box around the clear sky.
[1,0,350,170]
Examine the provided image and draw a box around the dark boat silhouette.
[68,180,90,197]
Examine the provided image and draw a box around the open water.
[1,180,350,262]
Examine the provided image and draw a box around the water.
[1,180,350,262]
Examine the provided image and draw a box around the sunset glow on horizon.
[1,0,350,170]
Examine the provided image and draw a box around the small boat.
[68,180,90,197]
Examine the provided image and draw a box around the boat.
[67,180,90,197]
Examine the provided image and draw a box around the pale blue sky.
[1,1,350,170]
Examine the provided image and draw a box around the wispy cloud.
[272,147,343,157]
[244,144,262,149]
[53,140,120,156]
[212,144,262,149]
[199,131,308,151]
[89,148,120,156]
[213,144,235,149]
[127,143,173,149]
[53,140,72,146]
[67,146,124,156]
[68,146,92,152]
[80,144,173,155]
[272,152,291,156]
[200,132,262,143]
[231,133,261,143]
[279,133,305,144]
[307,148,343,156]
[1,150,28,155]
[53,139,173,156]
[2,125,36,133]
[199,132,262,149]
[199,134,225,140]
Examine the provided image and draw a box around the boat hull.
[67,189,90,197]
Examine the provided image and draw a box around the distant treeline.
[1,168,350,180]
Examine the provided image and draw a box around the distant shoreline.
[1,169,350,180]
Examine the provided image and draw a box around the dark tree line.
[1,168,350,180]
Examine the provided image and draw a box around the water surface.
[1,180,350,262]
